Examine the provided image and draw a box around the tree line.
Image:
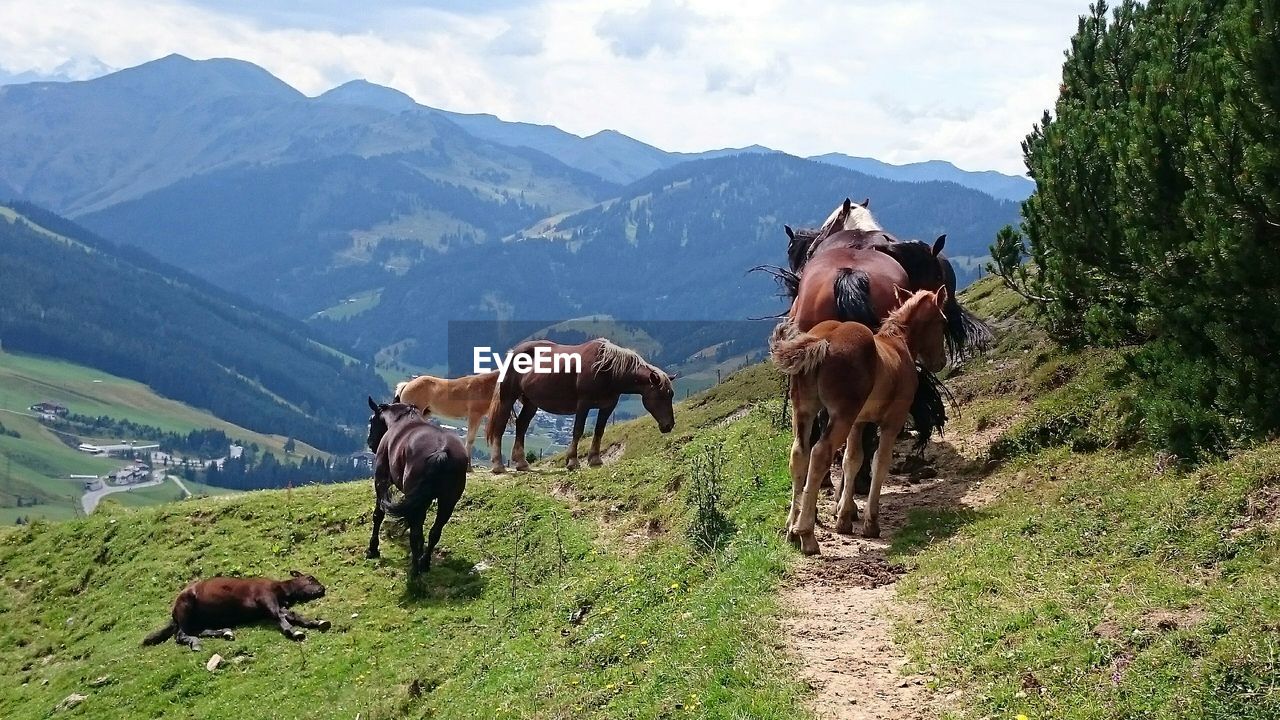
[992,0,1279,457]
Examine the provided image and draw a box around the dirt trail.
[780,445,993,720]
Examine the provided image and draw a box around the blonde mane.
[593,339,659,380]
[818,199,882,237]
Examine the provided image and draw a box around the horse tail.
[907,364,953,452]
[833,269,877,327]
[382,450,462,518]
[939,256,993,361]
[393,381,409,403]
[769,320,829,376]
[142,619,177,646]
[484,379,509,449]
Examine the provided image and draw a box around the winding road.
[80,472,192,514]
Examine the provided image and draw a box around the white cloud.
[594,0,703,59]
[0,0,1088,175]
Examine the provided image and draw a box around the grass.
[311,288,383,321]
[891,276,1280,719]
[0,365,807,719]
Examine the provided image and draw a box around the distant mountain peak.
[316,79,418,113]
[95,54,303,101]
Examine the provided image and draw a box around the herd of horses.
[144,197,991,648]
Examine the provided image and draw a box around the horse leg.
[197,628,236,640]
[366,464,389,559]
[423,494,458,574]
[834,422,867,534]
[175,628,202,651]
[463,415,479,470]
[795,415,854,556]
[786,377,817,543]
[566,406,590,471]
[512,402,537,471]
[854,425,878,495]
[587,403,616,467]
[285,611,331,631]
[863,421,903,538]
[408,510,428,575]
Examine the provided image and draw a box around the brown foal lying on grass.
[142,571,330,651]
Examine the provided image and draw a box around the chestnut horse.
[366,398,468,575]
[394,371,499,462]
[486,339,675,472]
[771,288,949,555]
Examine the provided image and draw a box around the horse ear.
[932,234,946,256]
[861,198,870,208]
[894,285,911,304]
[367,396,379,413]
[842,197,853,213]
[290,570,302,578]
[668,371,682,381]
[784,225,795,240]
[936,286,949,307]
[649,369,662,386]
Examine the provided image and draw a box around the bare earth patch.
[780,435,993,720]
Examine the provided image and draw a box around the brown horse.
[486,338,675,473]
[771,288,949,554]
[142,571,329,651]
[394,371,499,462]
[366,398,468,575]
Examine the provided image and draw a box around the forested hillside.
[0,204,383,451]
[991,0,1280,458]
[313,153,1020,367]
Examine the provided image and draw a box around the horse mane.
[880,289,935,339]
[818,201,882,239]
[593,340,658,379]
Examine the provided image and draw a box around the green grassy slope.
[0,364,807,719]
[892,276,1280,719]
[0,349,311,521]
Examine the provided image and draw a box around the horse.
[365,397,468,575]
[394,371,499,463]
[142,571,330,651]
[770,288,950,555]
[486,338,675,473]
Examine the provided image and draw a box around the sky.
[0,0,1088,175]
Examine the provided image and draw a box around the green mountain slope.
[0,204,385,450]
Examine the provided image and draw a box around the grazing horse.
[486,338,675,473]
[142,571,330,651]
[365,398,468,575]
[394,371,499,462]
[771,288,950,554]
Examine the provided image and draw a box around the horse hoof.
[365,548,380,560]
[862,520,881,538]
[221,630,235,640]
[291,630,306,641]
[515,463,531,472]
[190,643,202,653]
[833,518,855,536]
[799,534,821,556]
[317,620,331,632]
[587,456,603,467]
[491,464,506,475]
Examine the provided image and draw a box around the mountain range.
[0,54,1024,381]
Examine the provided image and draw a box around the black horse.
[365,398,468,575]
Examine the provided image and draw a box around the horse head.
[366,397,420,452]
[890,288,950,373]
[638,368,676,434]
[817,197,881,240]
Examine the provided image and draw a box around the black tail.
[833,269,877,327]
[907,364,953,452]
[382,450,462,518]
[940,257,993,361]
[142,620,177,646]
